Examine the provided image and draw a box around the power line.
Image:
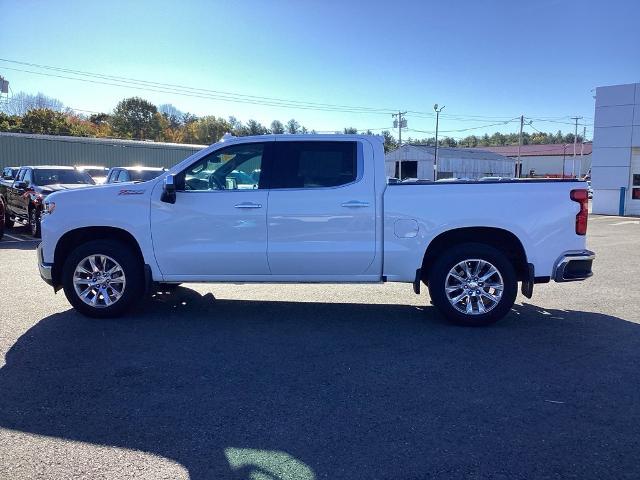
[0,58,398,115]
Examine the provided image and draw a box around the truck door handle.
[234,202,262,209]
[341,201,370,208]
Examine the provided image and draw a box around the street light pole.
[433,104,445,181]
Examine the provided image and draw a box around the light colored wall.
[591,83,640,215]
[520,154,591,177]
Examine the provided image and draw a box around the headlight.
[43,200,56,215]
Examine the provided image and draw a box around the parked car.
[105,166,166,184]
[76,166,109,184]
[3,166,94,237]
[38,135,594,326]
[1,166,19,184]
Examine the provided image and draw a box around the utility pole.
[516,115,533,178]
[516,115,524,178]
[392,111,407,179]
[580,125,586,178]
[571,116,582,178]
[433,104,445,181]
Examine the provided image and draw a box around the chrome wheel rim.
[73,255,126,308]
[445,259,504,315]
[30,210,37,235]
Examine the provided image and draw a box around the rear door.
[266,140,376,276]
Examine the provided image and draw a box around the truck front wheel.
[29,207,41,238]
[427,243,517,326]
[62,240,144,318]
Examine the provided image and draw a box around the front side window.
[270,141,357,189]
[179,143,265,191]
[24,170,33,186]
[117,170,130,182]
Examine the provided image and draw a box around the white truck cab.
[38,134,594,326]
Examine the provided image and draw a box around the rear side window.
[270,141,357,189]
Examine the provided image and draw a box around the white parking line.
[611,220,640,226]
[4,233,25,241]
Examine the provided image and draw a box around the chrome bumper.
[37,243,54,286]
[553,250,595,282]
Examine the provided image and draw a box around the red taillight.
[570,189,588,235]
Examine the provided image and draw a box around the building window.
[395,161,417,180]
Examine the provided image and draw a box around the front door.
[266,140,376,276]
[629,148,640,216]
[151,142,272,277]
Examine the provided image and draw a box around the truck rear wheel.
[427,243,517,326]
[62,240,144,318]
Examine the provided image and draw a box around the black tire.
[3,205,13,229]
[62,240,144,318]
[427,242,517,326]
[0,200,4,240]
[29,206,41,238]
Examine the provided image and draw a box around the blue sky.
[2,0,639,140]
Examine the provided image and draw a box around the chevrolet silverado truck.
[37,135,594,326]
[3,166,94,237]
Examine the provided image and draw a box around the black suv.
[4,166,94,237]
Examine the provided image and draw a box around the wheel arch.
[421,226,529,283]
[52,226,145,288]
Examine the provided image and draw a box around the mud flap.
[520,263,534,299]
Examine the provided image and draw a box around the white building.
[470,144,592,178]
[591,83,640,216]
[385,144,514,180]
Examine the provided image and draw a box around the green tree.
[381,130,397,153]
[0,112,22,133]
[20,108,71,135]
[343,127,358,134]
[195,116,232,144]
[286,119,300,134]
[111,97,161,140]
[245,119,269,136]
[270,120,285,134]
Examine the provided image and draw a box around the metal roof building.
[0,132,207,170]
[469,143,592,178]
[385,144,514,180]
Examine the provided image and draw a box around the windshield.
[129,170,162,182]
[82,169,107,178]
[34,169,95,186]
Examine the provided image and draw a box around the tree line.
[0,91,583,152]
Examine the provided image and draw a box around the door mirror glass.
[161,174,177,204]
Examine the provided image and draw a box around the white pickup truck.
[37,134,594,326]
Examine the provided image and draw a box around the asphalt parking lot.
[0,216,639,480]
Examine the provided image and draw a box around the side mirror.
[160,174,176,204]
[14,180,27,190]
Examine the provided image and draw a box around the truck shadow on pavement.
[1,286,639,479]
